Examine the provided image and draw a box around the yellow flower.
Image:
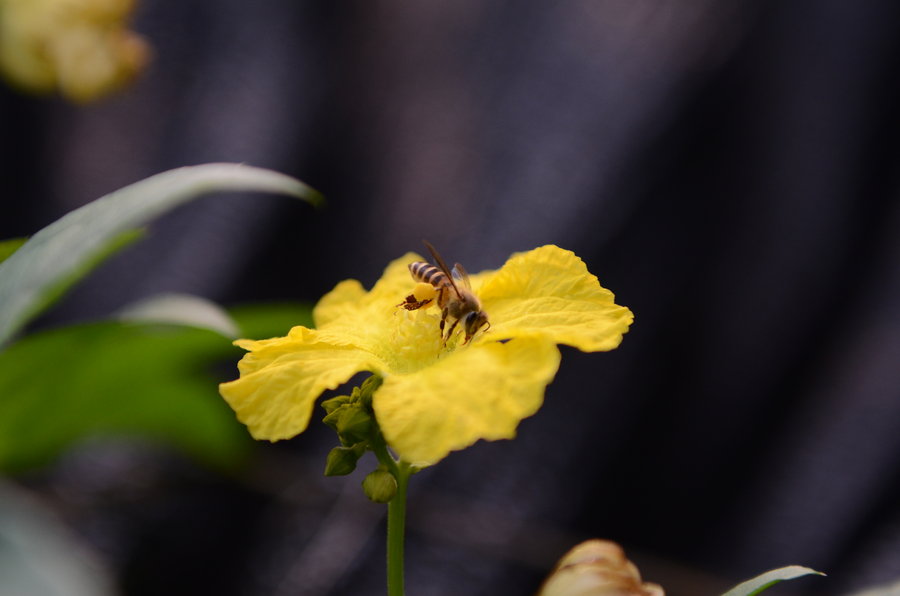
[219,245,633,467]
[0,0,150,102]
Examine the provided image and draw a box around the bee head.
[462,310,490,344]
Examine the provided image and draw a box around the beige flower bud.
[539,540,664,596]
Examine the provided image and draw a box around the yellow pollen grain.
[411,282,436,303]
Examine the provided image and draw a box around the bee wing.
[423,240,463,297]
[451,263,472,290]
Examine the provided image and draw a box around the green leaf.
[0,163,321,347]
[0,301,313,474]
[118,293,240,339]
[0,238,28,264]
[722,566,825,596]
[0,321,249,473]
[26,229,145,328]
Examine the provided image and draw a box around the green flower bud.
[322,405,344,431]
[336,406,373,445]
[324,445,363,476]
[362,469,398,503]
[358,375,383,408]
[321,394,351,415]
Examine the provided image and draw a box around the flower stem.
[386,461,411,596]
[369,422,412,596]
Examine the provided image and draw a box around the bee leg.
[398,295,432,310]
[399,282,439,310]
[439,308,448,337]
[443,317,461,346]
[435,287,448,338]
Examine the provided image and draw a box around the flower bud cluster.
[322,376,380,475]
[320,376,398,502]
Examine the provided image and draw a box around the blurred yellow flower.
[219,245,633,466]
[0,0,149,102]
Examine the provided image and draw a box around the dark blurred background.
[2,1,899,595]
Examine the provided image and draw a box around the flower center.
[384,307,459,374]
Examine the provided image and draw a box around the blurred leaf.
[0,163,321,347]
[0,238,28,264]
[25,229,144,331]
[229,302,314,338]
[722,566,825,596]
[118,293,240,339]
[0,321,247,473]
[0,480,115,596]
[0,302,313,473]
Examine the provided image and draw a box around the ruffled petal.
[373,336,561,466]
[220,327,383,441]
[312,279,368,329]
[477,245,633,352]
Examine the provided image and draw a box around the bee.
[399,241,490,345]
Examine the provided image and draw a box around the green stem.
[368,423,411,596]
[386,461,411,596]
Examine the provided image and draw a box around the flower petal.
[373,336,561,466]
[219,327,383,441]
[478,245,633,352]
[312,279,368,329]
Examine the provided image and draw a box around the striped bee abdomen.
[409,262,448,287]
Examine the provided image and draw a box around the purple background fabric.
[2,2,899,595]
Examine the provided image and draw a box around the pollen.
[411,282,436,304]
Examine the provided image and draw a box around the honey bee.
[399,241,490,345]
